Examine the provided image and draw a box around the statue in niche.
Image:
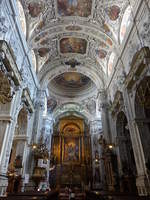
[95,150,99,160]
[67,144,75,160]
[94,167,101,183]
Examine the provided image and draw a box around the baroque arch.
[53,103,92,122]
[7,107,29,193]
[51,114,92,188]
[134,76,150,166]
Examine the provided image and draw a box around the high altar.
[50,117,92,188]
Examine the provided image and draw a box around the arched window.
[17,0,26,38]
[120,6,132,44]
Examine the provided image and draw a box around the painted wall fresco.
[63,124,80,134]
[60,37,87,54]
[57,0,92,17]
[63,137,79,162]
[54,72,91,89]
[59,118,84,134]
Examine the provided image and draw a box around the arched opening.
[116,111,137,193]
[50,115,92,190]
[7,108,28,193]
[135,76,150,170]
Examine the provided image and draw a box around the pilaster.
[123,89,150,195]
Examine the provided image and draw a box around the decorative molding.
[22,88,34,113]
[110,90,123,117]
[0,70,13,104]
[0,40,22,86]
[14,135,29,141]
[0,114,12,122]
[124,47,150,90]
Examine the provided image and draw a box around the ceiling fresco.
[60,37,87,54]
[17,0,135,100]
[53,72,91,89]
[57,0,92,17]
[96,49,107,59]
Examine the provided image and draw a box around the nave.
[0,0,150,199]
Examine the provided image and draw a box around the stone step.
[59,193,85,200]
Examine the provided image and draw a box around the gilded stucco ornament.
[0,70,13,104]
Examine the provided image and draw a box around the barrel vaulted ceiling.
[18,0,135,99]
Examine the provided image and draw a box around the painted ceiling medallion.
[60,37,87,54]
[38,48,49,57]
[105,5,120,21]
[57,0,92,17]
[96,49,107,59]
[53,72,91,89]
[106,38,113,46]
[28,2,44,18]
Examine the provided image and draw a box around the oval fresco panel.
[53,72,91,89]
[57,0,92,17]
[60,37,87,54]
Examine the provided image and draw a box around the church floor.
[0,191,150,200]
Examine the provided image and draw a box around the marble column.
[33,90,47,143]
[41,115,54,187]
[98,91,111,142]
